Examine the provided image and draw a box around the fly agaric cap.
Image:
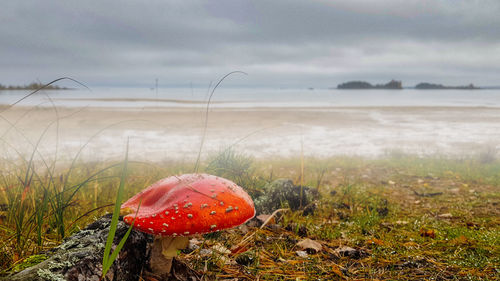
[121,173,255,236]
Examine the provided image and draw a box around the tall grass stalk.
[194,71,247,173]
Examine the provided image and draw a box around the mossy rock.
[254,179,318,214]
[1,215,152,281]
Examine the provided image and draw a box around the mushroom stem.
[150,236,189,278]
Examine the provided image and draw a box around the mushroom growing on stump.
[121,173,255,278]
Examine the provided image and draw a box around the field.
[1,150,499,280]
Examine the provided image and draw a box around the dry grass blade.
[194,71,248,173]
[0,77,89,114]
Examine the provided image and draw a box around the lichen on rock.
[36,269,66,281]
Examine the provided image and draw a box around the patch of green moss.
[12,255,48,272]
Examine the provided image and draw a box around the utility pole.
[155,78,158,101]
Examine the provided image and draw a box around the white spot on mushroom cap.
[163,223,169,227]
[210,211,216,215]
[226,206,234,213]
[187,214,193,218]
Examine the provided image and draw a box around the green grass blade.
[102,201,140,277]
[102,139,129,269]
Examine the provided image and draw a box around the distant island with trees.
[337,80,480,90]
[414,82,480,90]
[338,80,402,89]
[0,82,68,90]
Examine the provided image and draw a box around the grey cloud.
[0,0,499,87]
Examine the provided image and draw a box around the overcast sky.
[1,0,499,88]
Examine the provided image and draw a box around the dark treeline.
[0,82,68,90]
[337,80,403,89]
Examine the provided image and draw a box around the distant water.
[1,87,499,161]
[1,87,500,108]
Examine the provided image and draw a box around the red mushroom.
[121,173,255,277]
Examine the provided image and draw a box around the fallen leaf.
[296,250,308,258]
[230,244,249,255]
[256,214,274,225]
[219,256,236,265]
[437,213,453,219]
[297,238,322,253]
[170,258,202,281]
[335,246,368,259]
[238,224,250,234]
[403,242,419,249]
[366,238,384,246]
[450,235,474,246]
[419,228,436,238]
[330,264,344,277]
[212,244,231,254]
